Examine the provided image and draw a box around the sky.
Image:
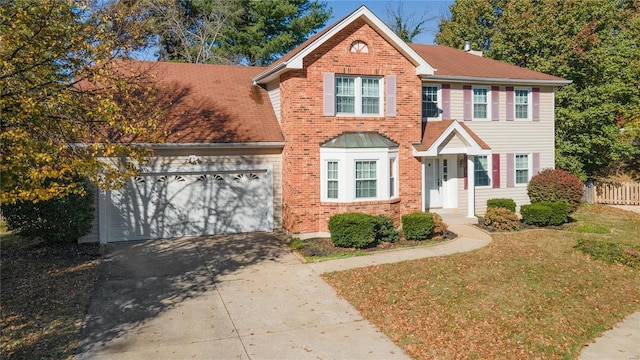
[323,0,454,44]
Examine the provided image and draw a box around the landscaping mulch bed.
[475,216,575,232]
[295,230,458,259]
[1,236,102,359]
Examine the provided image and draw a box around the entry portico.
[413,120,491,218]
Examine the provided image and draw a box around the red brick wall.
[280,19,423,234]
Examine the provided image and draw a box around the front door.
[424,156,458,210]
[425,158,442,208]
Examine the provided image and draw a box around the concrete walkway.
[308,224,491,274]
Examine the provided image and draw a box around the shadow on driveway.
[77,232,285,356]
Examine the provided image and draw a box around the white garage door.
[105,169,273,242]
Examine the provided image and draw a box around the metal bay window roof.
[321,132,398,148]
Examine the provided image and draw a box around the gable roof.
[253,6,435,84]
[413,120,491,156]
[410,44,571,86]
[121,61,283,144]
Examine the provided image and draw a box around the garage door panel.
[107,170,273,242]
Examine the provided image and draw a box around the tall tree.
[143,0,241,64]
[223,0,331,66]
[436,0,640,180]
[385,1,436,43]
[435,0,505,51]
[0,0,163,204]
[146,0,331,66]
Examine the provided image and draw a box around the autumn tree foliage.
[0,1,163,204]
[437,0,640,180]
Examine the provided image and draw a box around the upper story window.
[515,88,531,120]
[473,86,490,120]
[336,75,383,116]
[350,40,368,53]
[422,85,440,119]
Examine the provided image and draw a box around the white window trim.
[326,160,339,199]
[514,87,532,120]
[472,86,491,121]
[421,84,441,121]
[474,154,492,188]
[335,75,384,117]
[320,147,398,202]
[515,153,532,186]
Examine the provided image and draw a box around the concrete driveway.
[77,233,408,359]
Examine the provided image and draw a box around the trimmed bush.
[487,198,516,213]
[521,203,552,226]
[527,168,583,212]
[328,213,377,248]
[375,215,399,243]
[540,201,569,226]
[402,213,434,240]
[483,207,520,232]
[1,178,94,243]
[431,212,448,236]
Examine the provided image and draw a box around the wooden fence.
[584,182,640,205]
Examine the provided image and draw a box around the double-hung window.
[355,160,377,198]
[515,154,530,184]
[515,88,530,120]
[327,161,339,199]
[474,155,490,186]
[336,76,382,116]
[473,87,489,120]
[422,85,440,119]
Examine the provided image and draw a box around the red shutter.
[442,84,451,119]
[491,86,499,121]
[463,85,472,121]
[532,88,540,122]
[386,75,396,117]
[492,153,501,188]
[506,153,515,187]
[463,154,468,190]
[532,152,540,176]
[506,87,514,121]
[323,73,335,116]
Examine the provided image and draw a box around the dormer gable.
[253,5,435,85]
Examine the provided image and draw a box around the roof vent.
[464,41,471,52]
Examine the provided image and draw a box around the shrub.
[520,203,552,226]
[431,213,448,236]
[575,239,640,269]
[374,215,399,243]
[1,178,94,243]
[402,213,434,240]
[328,213,378,248]
[527,168,583,212]
[539,201,569,226]
[483,207,520,231]
[487,198,516,213]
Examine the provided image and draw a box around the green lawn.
[323,205,640,359]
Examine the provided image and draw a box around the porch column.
[467,155,475,217]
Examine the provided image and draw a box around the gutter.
[422,75,572,86]
[253,62,287,85]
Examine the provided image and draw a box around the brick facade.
[280,19,423,234]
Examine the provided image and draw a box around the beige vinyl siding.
[451,86,556,215]
[80,148,283,243]
[266,80,281,123]
[78,184,99,243]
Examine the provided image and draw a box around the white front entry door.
[425,156,458,210]
[425,158,442,208]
